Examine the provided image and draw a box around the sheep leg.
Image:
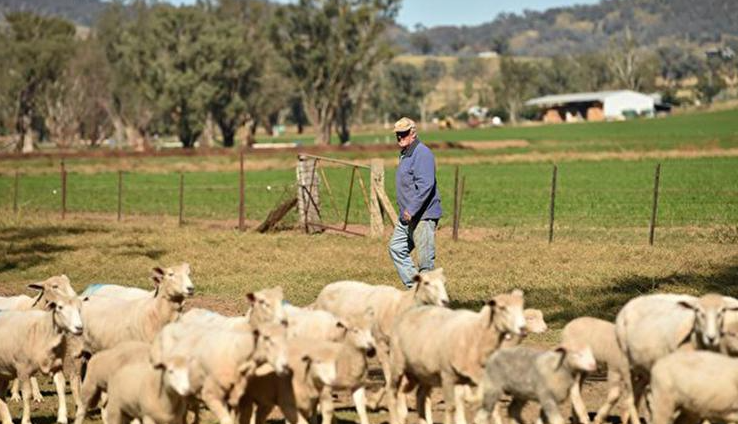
[397,378,411,423]
[319,387,335,424]
[54,372,69,424]
[74,371,103,424]
[594,371,622,424]
[569,374,591,424]
[472,378,501,424]
[386,359,405,424]
[21,377,33,424]
[201,385,234,424]
[255,404,274,424]
[417,384,431,424]
[440,373,458,424]
[0,379,13,424]
[508,398,527,424]
[101,393,110,424]
[10,380,21,403]
[539,395,565,424]
[70,373,82,413]
[31,378,43,403]
[352,386,371,424]
[454,384,468,424]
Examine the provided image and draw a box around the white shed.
[525,90,656,122]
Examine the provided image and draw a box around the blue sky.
[166,0,601,28]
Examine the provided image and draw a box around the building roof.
[525,90,649,107]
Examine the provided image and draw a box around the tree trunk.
[17,113,33,153]
[199,114,215,148]
[125,126,147,152]
[316,119,331,145]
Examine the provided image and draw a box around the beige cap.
[393,117,416,132]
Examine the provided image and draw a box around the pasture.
[1,108,738,424]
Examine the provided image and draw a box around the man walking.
[389,117,442,288]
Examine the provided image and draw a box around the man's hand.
[402,210,412,223]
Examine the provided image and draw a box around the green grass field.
[0,157,736,234]
[258,108,738,153]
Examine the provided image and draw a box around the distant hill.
[2,0,738,57]
[394,0,738,56]
[0,0,107,26]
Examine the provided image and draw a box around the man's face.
[396,128,415,149]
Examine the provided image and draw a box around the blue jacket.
[395,139,442,222]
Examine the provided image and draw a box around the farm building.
[525,90,656,123]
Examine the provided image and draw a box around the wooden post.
[453,166,460,241]
[13,171,19,213]
[372,159,398,227]
[178,173,184,227]
[61,159,67,220]
[649,163,661,246]
[239,149,245,232]
[318,165,341,220]
[343,167,356,230]
[117,171,123,222]
[369,159,384,238]
[457,176,466,239]
[296,155,322,234]
[548,165,558,244]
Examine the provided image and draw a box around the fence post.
[117,171,123,222]
[369,160,384,238]
[13,171,19,213]
[453,166,460,241]
[239,149,245,232]
[296,155,322,234]
[456,176,466,240]
[548,165,558,244]
[61,159,67,220]
[179,173,184,227]
[649,163,661,246]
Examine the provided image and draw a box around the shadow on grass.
[541,259,738,327]
[448,258,738,329]
[0,224,109,274]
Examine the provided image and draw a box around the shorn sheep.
[473,341,596,424]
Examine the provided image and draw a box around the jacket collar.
[401,138,420,158]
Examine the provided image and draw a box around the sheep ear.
[252,329,261,344]
[485,300,497,326]
[678,299,698,311]
[28,282,45,292]
[246,292,257,304]
[82,296,90,302]
[45,300,57,311]
[553,346,567,369]
[182,263,191,275]
[512,289,524,297]
[151,267,165,286]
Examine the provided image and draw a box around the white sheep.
[312,269,449,391]
[472,341,597,424]
[80,284,152,300]
[152,320,290,424]
[615,293,738,424]
[561,317,629,424]
[179,286,285,330]
[104,352,193,424]
[649,350,738,424]
[73,341,151,424]
[238,336,342,424]
[0,292,84,424]
[80,263,194,353]
[1,275,76,409]
[387,289,526,424]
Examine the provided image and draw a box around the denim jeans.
[388,219,437,288]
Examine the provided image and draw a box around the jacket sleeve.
[406,149,436,218]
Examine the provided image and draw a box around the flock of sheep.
[1,264,738,424]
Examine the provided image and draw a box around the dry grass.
[1,215,738,424]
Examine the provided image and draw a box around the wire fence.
[0,156,736,243]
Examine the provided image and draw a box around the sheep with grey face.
[0,292,84,424]
[615,293,738,424]
[561,317,629,424]
[650,350,738,424]
[473,341,596,424]
[387,290,526,424]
